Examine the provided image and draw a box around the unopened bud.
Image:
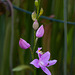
[36,25,44,38]
[39,8,43,17]
[33,20,39,30]
[35,0,38,7]
[19,38,30,49]
[31,11,36,21]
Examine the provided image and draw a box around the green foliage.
[0,15,6,75]
[12,65,33,72]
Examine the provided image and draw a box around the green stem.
[34,30,36,47]
[30,47,36,75]
[36,0,41,20]
[33,1,41,75]
[33,38,38,53]
[34,68,36,75]
[33,37,38,75]
[29,47,34,60]
[37,7,39,20]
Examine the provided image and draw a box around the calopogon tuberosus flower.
[30,51,57,75]
[36,25,44,38]
[36,47,43,58]
[33,20,39,30]
[19,38,30,49]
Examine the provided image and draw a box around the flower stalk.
[29,47,34,60]
[33,38,38,53]
[32,0,41,75]
[19,0,57,75]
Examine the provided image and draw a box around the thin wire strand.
[13,5,75,25]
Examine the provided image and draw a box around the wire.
[13,5,75,25]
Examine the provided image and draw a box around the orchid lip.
[38,50,41,52]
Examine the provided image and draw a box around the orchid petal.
[41,67,51,75]
[30,59,40,68]
[40,51,50,62]
[38,53,42,59]
[47,60,57,67]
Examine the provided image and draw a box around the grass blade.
[0,15,5,74]
[70,26,75,75]
[63,0,68,75]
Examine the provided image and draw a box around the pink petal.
[36,25,44,38]
[47,60,57,67]
[40,51,50,62]
[30,59,40,68]
[38,47,42,50]
[19,38,30,49]
[41,67,51,75]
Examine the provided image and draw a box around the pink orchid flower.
[30,51,57,75]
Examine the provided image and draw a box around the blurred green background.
[0,0,75,75]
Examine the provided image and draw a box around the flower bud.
[35,0,38,7]
[36,25,44,38]
[19,38,30,49]
[39,8,43,17]
[31,11,36,21]
[33,20,39,30]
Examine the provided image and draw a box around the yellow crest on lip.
[38,50,40,52]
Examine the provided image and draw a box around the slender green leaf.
[12,65,33,72]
